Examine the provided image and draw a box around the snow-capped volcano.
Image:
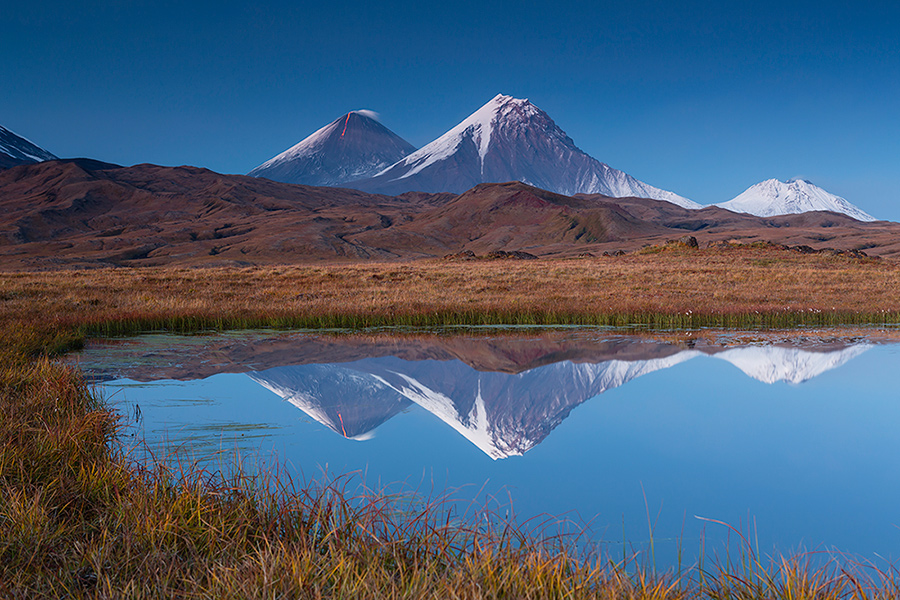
[248,110,416,186]
[716,179,876,222]
[355,94,699,208]
[0,125,57,169]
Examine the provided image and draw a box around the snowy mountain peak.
[717,178,877,222]
[385,93,545,180]
[0,125,58,168]
[355,94,698,208]
[248,110,416,186]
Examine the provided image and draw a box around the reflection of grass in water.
[143,422,282,451]
[110,381,170,389]
[140,395,217,406]
[177,422,280,433]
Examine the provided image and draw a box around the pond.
[70,327,900,568]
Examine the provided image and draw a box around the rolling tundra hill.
[1,159,899,269]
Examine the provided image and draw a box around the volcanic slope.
[248,110,416,186]
[354,94,699,208]
[0,125,58,169]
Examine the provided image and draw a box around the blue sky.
[3,0,899,217]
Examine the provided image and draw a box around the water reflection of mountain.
[249,352,701,459]
[248,365,412,441]
[712,345,870,384]
[247,343,871,459]
[75,330,876,459]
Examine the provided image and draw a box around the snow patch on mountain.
[716,179,876,222]
[252,121,342,172]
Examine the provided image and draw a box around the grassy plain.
[4,246,900,597]
[3,246,900,337]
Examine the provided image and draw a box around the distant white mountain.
[716,178,876,222]
[0,125,57,169]
[354,94,700,208]
[248,110,416,186]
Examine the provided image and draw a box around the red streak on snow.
[337,412,347,437]
[341,113,351,137]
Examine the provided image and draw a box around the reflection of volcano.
[711,345,871,384]
[248,365,411,440]
[250,352,700,459]
[247,343,873,458]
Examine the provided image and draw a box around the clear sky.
[3,0,899,218]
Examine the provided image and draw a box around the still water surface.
[72,328,900,567]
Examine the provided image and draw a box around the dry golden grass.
[1,247,899,337]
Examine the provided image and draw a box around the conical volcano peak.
[349,109,380,121]
[439,94,547,165]
[248,110,415,186]
[485,93,537,115]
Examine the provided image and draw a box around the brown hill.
[1,160,899,269]
[351,182,667,255]
[0,160,449,268]
[577,193,900,254]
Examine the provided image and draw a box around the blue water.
[76,329,900,567]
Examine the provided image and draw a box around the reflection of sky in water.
[93,338,900,567]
